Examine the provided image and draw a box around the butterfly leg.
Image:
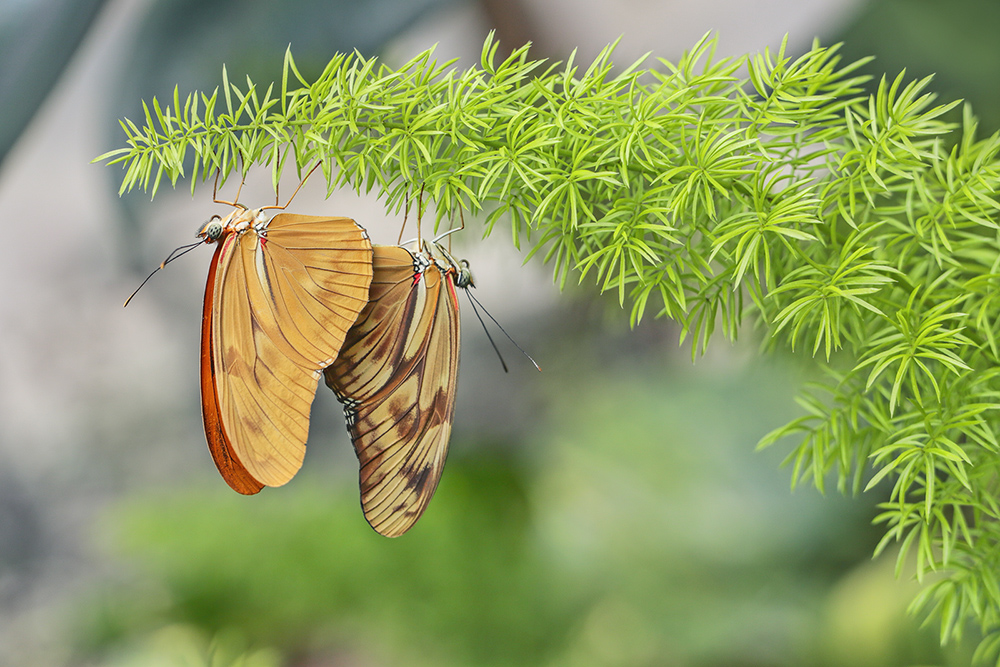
[212,168,243,208]
[416,183,425,248]
[261,160,322,211]
[397,186,411,244]
[432,207,465,247]
[448,208,465,251]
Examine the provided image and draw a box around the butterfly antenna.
[159,240,203,267]
[466,291,508,373]
[123,240,203,308]
[465,290,541,372]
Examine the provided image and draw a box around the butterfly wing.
[201,241,263,494]
[203,214,372,491]
[324,244,460,537]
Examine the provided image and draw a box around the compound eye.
[197,215,224,241]
[456,260,474,288]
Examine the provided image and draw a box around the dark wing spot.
[392,405,418,439]
[406,465,433,494]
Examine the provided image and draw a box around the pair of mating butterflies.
[197,206,470,537]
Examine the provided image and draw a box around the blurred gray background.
[0,0,993,665]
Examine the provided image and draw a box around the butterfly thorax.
[196,207,269,244]
[415,240,475,290]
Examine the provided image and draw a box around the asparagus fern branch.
[98,32,1000,662]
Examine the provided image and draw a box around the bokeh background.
[1,0,997,664]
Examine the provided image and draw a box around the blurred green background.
[1,0,997,665]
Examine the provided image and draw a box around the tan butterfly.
[198,205,373,493]
[323,240,471,537]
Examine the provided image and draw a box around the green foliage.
[98,625,281,667]
[85,360,964,666]
[85,457,578,667]
[98,32,1000,661]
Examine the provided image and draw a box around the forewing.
[208,216,373,489]
[200,241,264,494]
[324,245,460,537]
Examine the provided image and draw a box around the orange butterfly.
[198,205,373,493]
[324,240,471,537]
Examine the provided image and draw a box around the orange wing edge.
[200,243,266,495]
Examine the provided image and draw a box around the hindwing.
[324,243,461,537]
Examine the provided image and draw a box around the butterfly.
[198,205,373,493]
[323,240,472,537]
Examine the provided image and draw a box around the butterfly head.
[197,207,269,244]
[423,241,473,290]
[197,215,225,243]
[455,259,474,289]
